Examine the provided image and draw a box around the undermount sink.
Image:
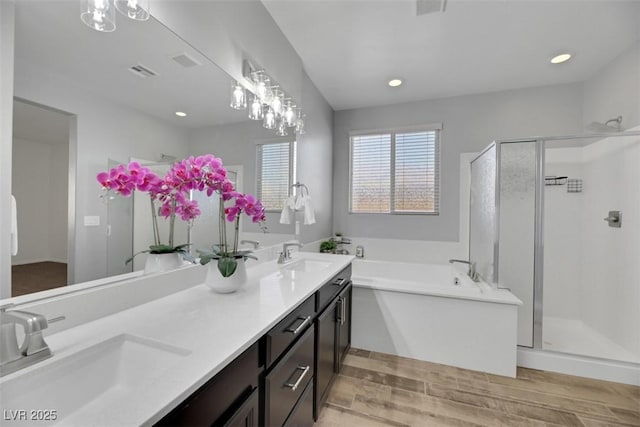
[0,334,190,426]
[280,259,332,273]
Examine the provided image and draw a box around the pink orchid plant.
[97,155,266,277]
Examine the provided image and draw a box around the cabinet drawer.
[265,295,315,368]
[283,380,314,427]
[265,325,315,427]
[155,343,261,426]
[316,264,352,312]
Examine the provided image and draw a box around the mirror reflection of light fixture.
[295,109,306,135]
[80,0,116,32]
[248,94,264,121]
[283,100,296,127]
[230,80,247,110]
[276,117,288,136]
[114,0,150,21]
[270,89,284,117]
[263,106,276,130]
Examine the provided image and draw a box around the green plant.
[320,240,337,253]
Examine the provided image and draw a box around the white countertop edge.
[352,280,522,306]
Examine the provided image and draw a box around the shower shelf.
[544,176,567,186]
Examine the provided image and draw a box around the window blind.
[394,131,439,213]
[350,134,391,213]
[350,129,439,214]
[256,141,295,211]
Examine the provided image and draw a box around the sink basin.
[281,259,332,273]
[0,334,190,426]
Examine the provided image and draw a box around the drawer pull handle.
[333,278,346,286]
[284,365,310,391]
[285,316,311,335]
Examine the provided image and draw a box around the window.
[349,127,440,214]
[256,141,297,211]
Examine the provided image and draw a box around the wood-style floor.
[316,348,640,427]
[11,262,67,296]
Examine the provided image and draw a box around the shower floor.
[543,316,639,364]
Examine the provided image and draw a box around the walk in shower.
[470,130,640,380]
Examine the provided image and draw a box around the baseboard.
[11,258,68,266]
[517,347,640,386]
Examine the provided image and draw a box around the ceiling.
[263,0,640,111]
[14,1,247,129]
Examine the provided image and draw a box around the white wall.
[583,42,640,129]
[12,138,67,265]
[544,135,640,358]
[332,83,584,242]
[13,63,190,283]
[151,1,303,104]
[0,1,15,297]
[580,134,640,357]
[543,154,584,321]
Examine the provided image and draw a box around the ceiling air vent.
[171,52,201,68]
[417,0,447,15]
[128,64,158,78]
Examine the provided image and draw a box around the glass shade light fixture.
[114,0,150,21]
[80,0,116,32]
[248,94,264,121]
[263,106,276,130]
[276,117,288,136]
[283,100,296,127]
[270,88,284,117]
[295,109,306,135]
[253,72,272,105]
[230,80,247,110]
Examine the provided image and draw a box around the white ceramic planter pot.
[144,252,182,274]
[205,258,247,293]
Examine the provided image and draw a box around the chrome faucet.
[448,259,480,282]
[240,239,260,249]
[1,304,52,377]
[278,242,303,264]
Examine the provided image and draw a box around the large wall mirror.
[10,0,296,298]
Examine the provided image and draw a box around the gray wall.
[188,70,334,244]
[332,83,584,241]
[583,42,640,129]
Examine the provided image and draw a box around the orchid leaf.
[217,257,238,277]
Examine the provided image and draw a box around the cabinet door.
[336,283,352,371]
[314,299,337,420]
[224,387,259,427]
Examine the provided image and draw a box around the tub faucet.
[278,242,303,264]
[240,239,260,249]
[0,304,52,377]
[448,259,480,282]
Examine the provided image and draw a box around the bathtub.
[351,259,522,377]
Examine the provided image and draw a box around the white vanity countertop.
[0,253,354,427]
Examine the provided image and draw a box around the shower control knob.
[603,210,622,228]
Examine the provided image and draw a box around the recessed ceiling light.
[175,111,187,117]
[550,53,572,64]
[388,79,403,87]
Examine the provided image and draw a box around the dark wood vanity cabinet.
[314,268,353,421]
[155,343,262,427]
[156,263,352,427]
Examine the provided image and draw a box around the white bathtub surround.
[0,252,354,426]
[351,259,521,377]
[337,237,466,264]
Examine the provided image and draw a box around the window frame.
[348,124,441,215]
[256,139,297,213]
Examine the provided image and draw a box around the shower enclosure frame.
[478,130,640,355]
